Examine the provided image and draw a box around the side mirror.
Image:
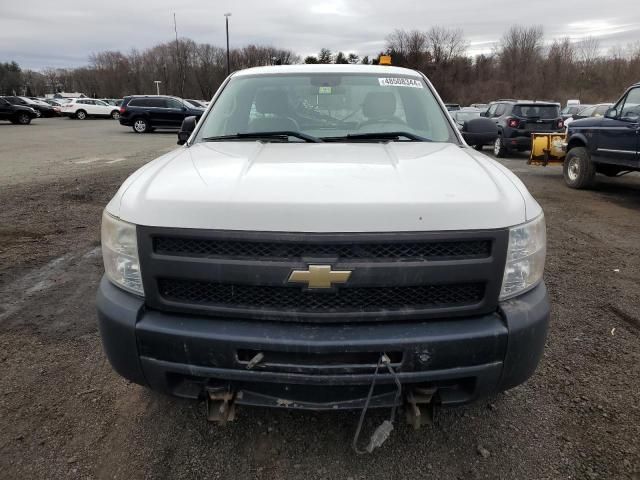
[461,117,499,147]
[605,108,617,119]
[177,116,197,145]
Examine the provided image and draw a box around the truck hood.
[569,117,604,128]
[110,142,540,232]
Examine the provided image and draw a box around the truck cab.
[563,83,640,188]
[97,65,550,424]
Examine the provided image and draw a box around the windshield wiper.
[321,132,431,142]
[202,131,322,143]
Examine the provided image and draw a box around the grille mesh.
[154,237,490,261]
[158,279,484,312]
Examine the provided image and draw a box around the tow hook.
[405,387,437,430]
[206,387,237,424]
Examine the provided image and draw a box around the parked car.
[450,107,482,128]
[98,65,548,425]
[484,100,564,157]
[564,103,612,127]
[469,103,489,113]
[562,83,639,188]
[43,98,67,106]
[60,98,122,120]
[450,107,497,150]
[185,99,207,108]
[3,96,56,117]
[118,95,205,133]
[0,97,38,124]
[560,104,590,120]
[42,98,68,115]
[572,103,612,120]
[444,103,461,111]
[100,98,123,106]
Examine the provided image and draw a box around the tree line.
[2,25,640,104]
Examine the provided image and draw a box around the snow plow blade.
[528,133,567,166]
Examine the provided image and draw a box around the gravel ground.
[0,119,638,479]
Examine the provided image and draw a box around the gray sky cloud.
[1,0,639,69]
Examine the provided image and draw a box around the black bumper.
[97,276,550,409]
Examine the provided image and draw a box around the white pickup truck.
[97,65,549,426]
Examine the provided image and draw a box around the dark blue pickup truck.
[563,82,640,188]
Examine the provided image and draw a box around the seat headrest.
[255,89,289,115]
[362,92,396,119]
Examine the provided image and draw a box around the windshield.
[514,105,559,118]
[195,73,456,143]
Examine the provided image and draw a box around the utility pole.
[224,13,232,76]
[154,81,162,95]
[174,13,184,99]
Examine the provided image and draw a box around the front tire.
[76,110,87,120]
[133,118,150,133]
[111,110,120,120]
[493,135,507,158]
[563,146,596,189]
[15,113,32,125]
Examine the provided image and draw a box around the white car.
[97,65,549,425]
[60,98,121,120]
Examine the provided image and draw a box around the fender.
[566,131,590,152]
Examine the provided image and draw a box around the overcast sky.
[2,0,639,70]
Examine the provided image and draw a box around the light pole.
[224,13,232,76]
[153,80,162,95]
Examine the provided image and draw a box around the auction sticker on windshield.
[378,77,423,88]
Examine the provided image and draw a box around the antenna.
[173,12,185,101]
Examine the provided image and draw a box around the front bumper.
[97,276,550,409]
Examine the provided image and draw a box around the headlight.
[500,214,546,300]
[101,211,144,296]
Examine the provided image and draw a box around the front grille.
[158,278,484,312]
[138,227,508,322]
[154,237,491,261]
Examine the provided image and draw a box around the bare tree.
[317,48,333,64]
[577,36,601,65]
[498,25,544,97]
[428,27,467,63]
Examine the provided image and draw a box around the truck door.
[593,87,640,168]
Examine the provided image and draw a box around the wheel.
[133,118,150,133]
[563,146,596,189]
[473,144,483,151]
[15,113,31,125]
[111,110,120,120]
[493,135,507,158]
[75,110,87,120]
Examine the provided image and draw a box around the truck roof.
[233,64,422,78]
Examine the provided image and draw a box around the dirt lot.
[0,118,639,479]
